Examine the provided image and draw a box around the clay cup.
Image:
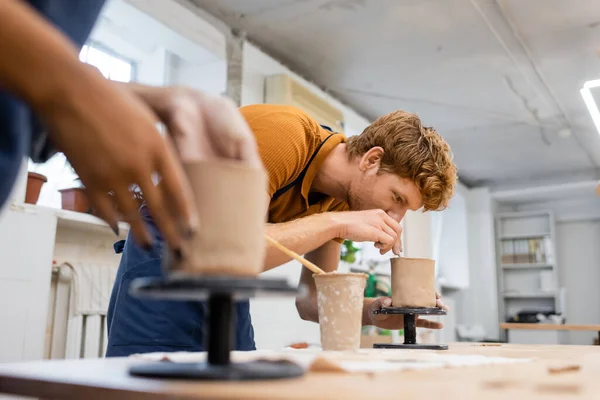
[314,272,367,351]
[390,257,436,308]
[166,160,268,277]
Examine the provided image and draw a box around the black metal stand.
[127,276,306,380]
[372,307,448,350]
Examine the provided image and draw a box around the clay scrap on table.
[547,364,581,374]
[391,257,436,308]
[535,383,581,394]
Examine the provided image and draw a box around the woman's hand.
[124,84,263,168]
[41,69,198,253]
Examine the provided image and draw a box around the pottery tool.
[372,307,448,350]
[265,235,326,275]
[129,275,305,380]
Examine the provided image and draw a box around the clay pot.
[167,160,268,277]
[25,172,47,204]
[390,257,436,308]
[59,187,91,213]
[314,272,367,351]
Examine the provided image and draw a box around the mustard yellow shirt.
[240,104,349,225]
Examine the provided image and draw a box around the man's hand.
[364,292,448,329]
[329,209,403,255]
[124,84,263,168]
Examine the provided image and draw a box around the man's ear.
[359,147,384,171]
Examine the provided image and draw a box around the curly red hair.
[346,111,457,211]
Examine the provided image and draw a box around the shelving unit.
[501,263,553,269]
[495,210,563,342]
[502,292,557,299]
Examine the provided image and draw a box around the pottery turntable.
[372,306,448,350]
[124,161,309,380]
[128,272,306,380]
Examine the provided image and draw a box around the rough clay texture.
[314,272,367,351]
[391,257,436,307]
[168,160,268,277]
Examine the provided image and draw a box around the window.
[29,44,136,208]
[79,44,135,82]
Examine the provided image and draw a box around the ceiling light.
[580,79,600,136]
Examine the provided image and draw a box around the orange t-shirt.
[240,104,349,225]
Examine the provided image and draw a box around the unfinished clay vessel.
[168,160,268,277]
[391,257,436,308]
[314,272,367,351]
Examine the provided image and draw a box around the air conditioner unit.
[265,74,345,133]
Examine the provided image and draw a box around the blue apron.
[0,0,105,209]
[105,205,256,357]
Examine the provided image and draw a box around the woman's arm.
[0,0,92,111]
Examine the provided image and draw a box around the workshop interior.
[0,0,599,398]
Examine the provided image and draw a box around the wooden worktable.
[500,323,600,331]
[501,323,600,343]
[0,343,599,399]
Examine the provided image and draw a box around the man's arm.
[263,201,404,270]
[263,191,341,270]
[295,240,341,322]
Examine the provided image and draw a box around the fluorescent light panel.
[580,79,600,136]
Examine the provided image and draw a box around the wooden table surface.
[1,343,599,400]
[500,323,600,331]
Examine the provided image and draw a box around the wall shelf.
[499,233,551,240]
[11,203,130,236]
[501,263,554,269]
[503,292,556,299]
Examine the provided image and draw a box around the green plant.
[340,240,361,264]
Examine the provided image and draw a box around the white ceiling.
[185,0,600,188]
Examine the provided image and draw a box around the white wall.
[0,206,56,363]
[514,198,600,223]
[451,186,500,340]
[241,42,371,135]
[171,57,226,95]
[555,219,600,345]
[435,186,470,290]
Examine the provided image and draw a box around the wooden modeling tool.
[265,235,326,275]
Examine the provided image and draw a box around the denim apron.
[0,0,105,210]
[105,205,256,357]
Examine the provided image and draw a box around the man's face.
[347,148,423,223]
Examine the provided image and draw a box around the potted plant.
[59,178,91,213]
[340,240,361,264]
[25,171,47,204]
